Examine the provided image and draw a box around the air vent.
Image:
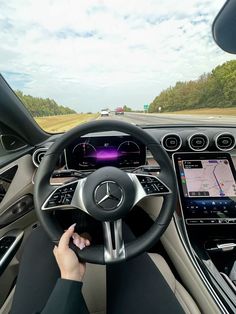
[188,133,209,151]
[32,148,47,167]
[161,133,182,152]
[215,133,235,151]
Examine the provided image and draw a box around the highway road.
[99,112,236,125]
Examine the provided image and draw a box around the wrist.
[61,272,83,282]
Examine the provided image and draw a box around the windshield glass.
[1,0,236,132]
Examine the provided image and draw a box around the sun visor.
[212,0,236,54]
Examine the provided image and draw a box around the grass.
[35,113,99,133]
[164,107,236,116]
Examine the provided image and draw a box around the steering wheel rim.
[34,120,177,264]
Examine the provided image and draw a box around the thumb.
[58,223,76,250]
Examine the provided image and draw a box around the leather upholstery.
[148,253,201,314]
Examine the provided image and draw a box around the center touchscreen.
[179,159,236,198]
[173,153,236,225]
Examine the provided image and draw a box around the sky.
[0,0,235,112]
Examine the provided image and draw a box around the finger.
[72,233,86,243]
[73,237,81,247]
[74,240,86,250]
[78,243,85,250]
[59,223,76,249]
[72,233,80,240]
[72,237,86,250]
[77,232,92,246]
[80,232,92,243]
[73,234,90,247]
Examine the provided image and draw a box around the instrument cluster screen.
[65,136,146,170]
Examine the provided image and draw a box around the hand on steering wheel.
[53,223,90,282]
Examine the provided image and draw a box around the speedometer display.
[118,141,141,167]
[65,136,146,170]
[72,143,97,168]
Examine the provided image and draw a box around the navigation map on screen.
[178,159,236,198]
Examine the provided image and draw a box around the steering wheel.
[34,120,177,264]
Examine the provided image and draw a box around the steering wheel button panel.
[44,182,78,209]
[136,175,170,195]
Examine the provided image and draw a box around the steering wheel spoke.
[128,173,172,206]
[102,219,125,262]
[41,179,88,214]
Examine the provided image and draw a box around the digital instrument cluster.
[65,135,146,170]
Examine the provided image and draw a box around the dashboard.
[32,125,236,227]
[33,126,236,170]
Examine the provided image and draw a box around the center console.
[173,152,236,311]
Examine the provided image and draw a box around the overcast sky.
[0,0,235,112]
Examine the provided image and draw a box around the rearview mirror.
[212,0,236,54]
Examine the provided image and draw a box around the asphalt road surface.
[98,112,236,125]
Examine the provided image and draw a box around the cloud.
[1,71,32,89]
[0,0,235,112]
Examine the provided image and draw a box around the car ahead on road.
[100,109,109,117]
[0,1,236,314]
[115,107,124,115]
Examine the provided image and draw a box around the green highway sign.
[144,104,149,110]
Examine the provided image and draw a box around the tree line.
[15,90,76,117]
[123,105,132,112]
[149,60,236,113]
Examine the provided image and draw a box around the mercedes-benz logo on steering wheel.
[94,181,123,210]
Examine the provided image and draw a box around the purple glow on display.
[96,149,119,160]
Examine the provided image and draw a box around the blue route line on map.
[212,164,224,196]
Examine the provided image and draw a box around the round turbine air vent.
[215,132,235,151]
[32,148,47,167]
[161,133,182,152]
[188,133,209,151]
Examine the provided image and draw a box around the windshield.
[1,0,236,132]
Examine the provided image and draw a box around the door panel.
[0,154,37,308]
[0,155,34,212]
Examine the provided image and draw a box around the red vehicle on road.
[115,107,124,115]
